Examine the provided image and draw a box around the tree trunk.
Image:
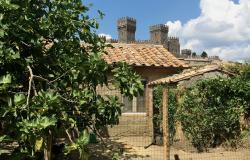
[44,130,52,160]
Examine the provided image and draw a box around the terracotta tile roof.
[149,65,235,85]
[103,43,188,68]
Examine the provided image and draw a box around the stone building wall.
[97,66,178,136]
[178,71,229,87]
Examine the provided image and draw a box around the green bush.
[177,77,250,152]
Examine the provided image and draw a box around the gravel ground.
[89,136,250,160]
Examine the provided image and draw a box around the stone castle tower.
[117,17,136,43]
[116,17,180,55]
[149,24,168,45]
[166,37,180,56]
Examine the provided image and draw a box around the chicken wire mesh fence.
[89,85,250,160]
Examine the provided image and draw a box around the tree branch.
[90,119,107,147]
[32,81,38,96]
[58,95,78,103]
[49,68,73,84]
[33,75,49,82]
[63,126,74,143]
[27,67,80,105]
[26,66,33,119]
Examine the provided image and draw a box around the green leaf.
[35,137,43,152]
[39,116,57,129]
[0,135,7,142]
[76,130,89,147]
[0,74,11,84]
[14,93,25,105]
[0,29,4,38]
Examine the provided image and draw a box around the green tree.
[192,52,196,57]
[201,51,208,58]
[0,0,143,159]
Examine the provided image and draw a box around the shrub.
[177,77,250,152]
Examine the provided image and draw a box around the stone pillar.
[162,88,170,160]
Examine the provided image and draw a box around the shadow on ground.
[88,138,151,160]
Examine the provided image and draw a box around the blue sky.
[85,0,249,61]
[86,0,200,40]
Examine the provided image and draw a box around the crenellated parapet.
[117,16,136,23]
[149,24,168,32]
[108,39,118,43]
[98,35,107,40]
[117,17,136,29]
[105,39,152,44]
[208,56,220,60]
[134,40,151,44]
[168,36,179,41]
[181,55,221,61]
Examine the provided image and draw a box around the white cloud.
[166,21,182,37]
[98,33,112,40]
[166,0,250,61]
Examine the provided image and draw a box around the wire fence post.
[162,87,170,160]
[147,85,155,143]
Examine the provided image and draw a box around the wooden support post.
[147,85,155,143]
[240,113,247,132]
[162,88,170,160]
[174,91,185,143]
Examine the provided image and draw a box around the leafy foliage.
[0,0,143,159]
[201,51,208,58]
[192,52,196,57]
[178,77,250,152]
[153,85,177,144]
[223,62,250,80]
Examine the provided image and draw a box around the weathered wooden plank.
[162,88,170,160]
[146,85,154,143]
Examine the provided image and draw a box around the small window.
[122,80,146,113]
[122,96,132,112]
[137,93,145,112]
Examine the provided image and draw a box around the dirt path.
[103,136,250,160]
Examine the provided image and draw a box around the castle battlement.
[114,16,220,61]
[135,40,151,44]
[117,17,136,28]
[98,35,106,40]
[168,36,179,41]
[118,16,136,22]
[104,38,152,44]
[109,39,118,43]
[208,56,220,60]
[149,24,168,32]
